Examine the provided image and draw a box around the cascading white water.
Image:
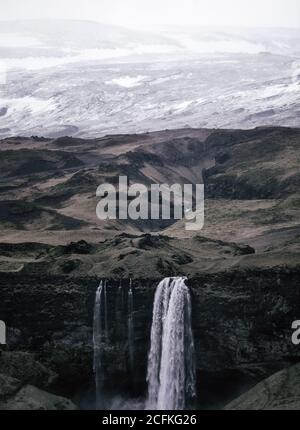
[93,279,110,408]
[93,281,104,409]
[128,279,134,372]
[104,280,108,342]
[115,281,123,336]
[146,277,196,410]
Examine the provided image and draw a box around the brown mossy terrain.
[0,126,299,276]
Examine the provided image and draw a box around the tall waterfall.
[146,277,196,410]
[115,281,124,338]
[93,279,110,409]
[104,280,108,342]
[93,281,104,409]
[128,279,134,372]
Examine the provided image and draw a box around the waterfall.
[93,279,110,408]
[104,280,108,342]
[93,281,104,409]
[115,281,123,338]
[128,279,134,372]
[146,277,196,410]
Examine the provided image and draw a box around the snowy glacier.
[0,21,299,137]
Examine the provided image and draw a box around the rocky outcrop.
[0,384,77,410]
[0,374,22,398]
[0,352,57,388]
[224,363,300,410]
[0,369,76,411]
[0,234,257,279]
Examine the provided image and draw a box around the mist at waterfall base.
[92,277,196,410]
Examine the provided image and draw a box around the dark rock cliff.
[1,267,299,409]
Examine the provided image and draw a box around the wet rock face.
[0,269,300,409]
[190,269,300,408]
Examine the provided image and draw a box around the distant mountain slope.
[166,26,300,56]
[0,20,299,54]
[0,19,176,50]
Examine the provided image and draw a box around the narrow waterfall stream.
[104,280,108,342]
[128,279,134,373]
[93,281,104,409]
[93,279,109,409]
[93,279,136,409]
[146,277,196,410]
[115,281,124,337]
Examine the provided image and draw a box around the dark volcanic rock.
[193,236,255,256]
[224,363,300,410]
[0,385,77,410]
[63,240,95,255]
[133,234,169,250]
[0,352,57,389]
[53,136,86,147]
[0,374,22,398]
[0,268,299,408]
[0,149,84,178]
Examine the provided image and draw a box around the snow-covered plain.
[0,21,299,137]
